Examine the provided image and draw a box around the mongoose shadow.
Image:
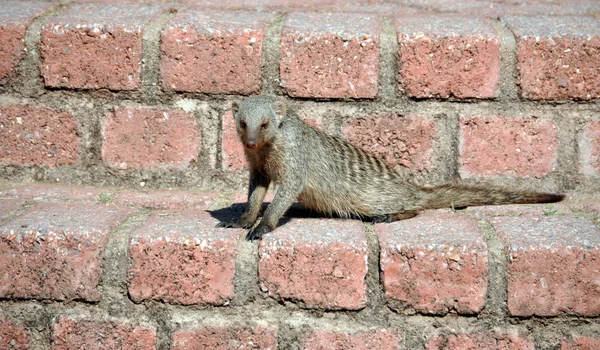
[217,96,565,241]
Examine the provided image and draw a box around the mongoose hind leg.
[370,211,418,224]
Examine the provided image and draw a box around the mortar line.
[477,218,509,319]
[488,18,520,102]
[14,3,68,98]
[379,15,400,106]
[363,222,385,310]
[141,8,176,104]
[233,237,261,306]
[260,13,284,96]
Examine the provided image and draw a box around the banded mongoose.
[218,96,565,240]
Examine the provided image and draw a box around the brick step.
[1,182,599,348]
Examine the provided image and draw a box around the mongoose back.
[218,96,565,240]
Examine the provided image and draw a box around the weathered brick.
[397,15,500,99]
[128,210,241,305]
[280,12,381,98]
[561,336,600,350]
[161,10,273,94]
[102,107,200,170]
[342,114,436,172]
[504,16,600,100]
[0,105,79,167]
[0,199,23,221]
[0,203,133,301]
[302,329,402,350]
[580,120,600,175]
[115,189,219,210]
[491,216,600,316]
[52,318,156,350]
[2,183,110,203]
[172,324,277,350]
[0,317,29,350]
[377,212,488,315]
[0,2,54,84]
[259,218,368,310]
[460,116,558,178]
[222,111,246,171]
[41,4,162,90]
[427,332,534,350]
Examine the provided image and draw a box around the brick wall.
[1,0,600,348]
[0,183,599,348]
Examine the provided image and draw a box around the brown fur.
[218,96,565,240]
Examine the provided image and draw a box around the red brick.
[397,16,500,99]
[172,325,277,350]
[115,189,219,209]
[128,210,241,305]
[427,332,534,350]
[41,4,163,90]
[491,216,600,316]
[102,107,200,170]
[460,116,558,178]
[0,2,55,84]
[258,218,368,310]
[0,317,29,350]
[280,12,381,98]
[504,16,600,100]
[342,114,436,172]
[561,336,600,350]
[466,203,572,219]
[0,105,79,167]
[52,318,156,350]
[221,110,246,171]
[0,203,133,301]
[302,329,402,350]
[580,120,600,175]
[377,212,488,315]
[161,10,273,94]
[2,183,111,203]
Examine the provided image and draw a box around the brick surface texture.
[259,218,368,310]
[460,116,558,178]
[0,105,79,167]
[280,12,381,98]
[161,10,273,94]
[0,203,132,301]
[343,114,436,172]
[302,329,402,350]
[0,2,54,83]
[128,210,241,305]
[581,120,600,175]
[397,16,501,99]
[102,107,200,170]
[0,317,29,350]
[561,337,600,350]
[172,325,277,350]
[3,182,111,203]
[0,199,23,220]
[41,4,162,90]
[491,216,600,316]
[378,212,488,315]
[221,110,246,171]
[52,318,156,350]
[115,189,219,210]
[427,333,534,350]
[505,16,600,100]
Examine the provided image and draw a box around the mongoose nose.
[245,142,257,150]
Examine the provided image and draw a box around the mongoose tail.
[421,183,565,210]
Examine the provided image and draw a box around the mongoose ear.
[231,101,239,115]
[272,101,286,117]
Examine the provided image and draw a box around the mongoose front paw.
[245,225,271,241]
[216,221,239,228]
[371,214,394,224]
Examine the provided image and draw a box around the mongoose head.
[232,96,286,152]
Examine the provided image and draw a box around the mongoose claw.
[216,221,235,228]
[245,225,271,241]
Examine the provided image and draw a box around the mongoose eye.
[240,121,247,129]
[261,122,269,130]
